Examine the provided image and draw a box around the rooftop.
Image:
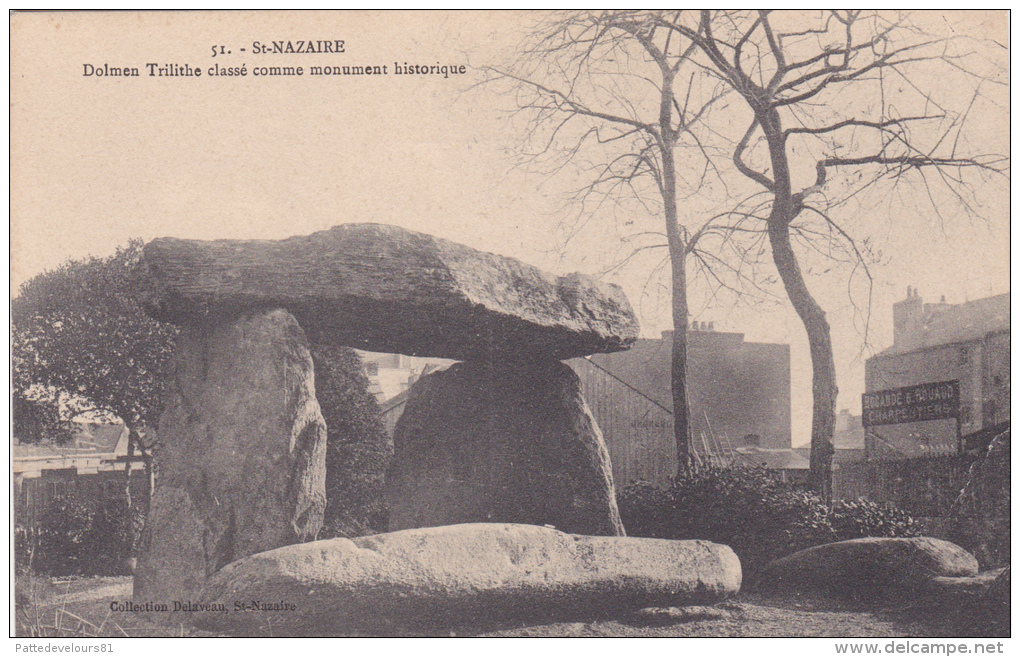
[884,291,1009,355]
[13,423,129,460]
[730,447,810,471]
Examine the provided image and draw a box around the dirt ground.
[479,592,942,637]
[16,574,979,638]
[15,576,216,638]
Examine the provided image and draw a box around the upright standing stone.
[134,308,327,605]
[386,359,625,536]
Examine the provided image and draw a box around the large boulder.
[386,358,625,536]
[918,568,1010,637]
[950,428,1010,569]
[921,567,1008,606]
[763,537,979,597]
[135,223,639,361]
[134,308,327,605]
[192,523,742,635]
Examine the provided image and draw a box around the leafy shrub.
[830,499,921,541]
[33,496,93,576]
[619,466,834,578]
[614,480,674,539]
[84,498,144,575]
[311,344,392,538]
[619,466,923,581]
[28,496,143,576]
[14,524,38,571]
[319,442,391,538]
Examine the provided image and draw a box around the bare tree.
[637,10,1007,499]
[490,10,1007,497]
[483,11,772,475]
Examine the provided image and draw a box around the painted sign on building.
[862,380,959,427]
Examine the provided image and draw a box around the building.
[570,324,792,487]
[379,388,412,436]
[792,409,867,471]
[864,288,1009,459]
[833,409,867,463]
[730,445,810,485]
[357,350,454,402]
[834,409,866,452]
[13,422,150,527]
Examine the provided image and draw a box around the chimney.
[893,285,923,349]
[924,293,952,321]
[836,409,851,432]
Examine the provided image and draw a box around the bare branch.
[483,66,659,135]
[733,118,775,190]
[784,115,936,139]
[813,152,1007,190]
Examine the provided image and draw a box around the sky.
[10,10,1010,446]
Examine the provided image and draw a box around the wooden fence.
[570,357,679,488]
[832,454,967,517]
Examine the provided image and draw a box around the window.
[959,346,970,365]
[960,405,972,426]
[983,400,997,426]
[365,362,379,376]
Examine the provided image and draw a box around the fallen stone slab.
[763,537,979,598]
[134,308,327,605]
[136,223,639,361]
[386,358,625,536]
[192,523,741,635]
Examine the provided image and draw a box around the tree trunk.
[768,221,836,501]
[760,107,836,501]
[670,256,694,477]
[124,428,136,511]
[660,116,694,478]
[123,428,138,563]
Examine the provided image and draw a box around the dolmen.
[132,223,642,610]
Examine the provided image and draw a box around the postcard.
[10,10,1010,647]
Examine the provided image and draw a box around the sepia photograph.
[9,10,1010,646]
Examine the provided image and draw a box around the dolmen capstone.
[132,223,640,607]
[190,523,742,636]
[136,223,638,361]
